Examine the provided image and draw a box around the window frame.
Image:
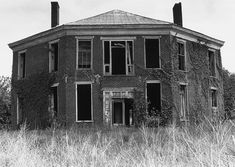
[179,83,188,120]
[145,80,162,114]
[177,39,186,71]
[102,39,134,76]
[144,36,161,69]
[210,87,218,109]
[76,36,93,70]
[49,39,59,73]
[75,81,93,122]
[49,83,59,118]
[18,50,26,79]
[208,49,216,77]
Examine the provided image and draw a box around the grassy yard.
[0,121,235,167]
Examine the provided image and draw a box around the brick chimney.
[51,2,59,28]
[173,2,183,27]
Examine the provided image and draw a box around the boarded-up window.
[78,40,91,69]
[49,42,59,72]
[147,82,161,115]
[209,50,216,77]
[211,89,217,107]
[77,84,92,121]
[180,85,187,118]
[145,39,160,68]
[178,42,185,71]
[18,52,26,79]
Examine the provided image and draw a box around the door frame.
[112,99,125,125]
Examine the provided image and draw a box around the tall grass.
[0,121,235,167]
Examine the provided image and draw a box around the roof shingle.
[66,9,171,25]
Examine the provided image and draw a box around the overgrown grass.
[0,121,235,167]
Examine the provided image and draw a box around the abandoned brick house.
[9,2,224,128]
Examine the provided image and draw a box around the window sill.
[209,76,217,79]
[146,67,162,70]
[103,74,135,77]
[76,120,93,123]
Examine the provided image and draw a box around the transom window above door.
[103,40,134,75]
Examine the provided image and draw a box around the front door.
[112,100,124,125]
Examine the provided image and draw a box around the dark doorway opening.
[147,82,161,115]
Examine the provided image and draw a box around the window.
[179,85,187,119]
[145,38,160,68]
[209,50,216,77]
[77,40,92,69]
[76,83,92,121]
[49,41,59,72]
[49,86,58,118]
[18,51,26,79]
[211,89,217,108]
[104,40,133,75]
[16,97,23,124]
[177,41,186,71]
[146,81,161,115]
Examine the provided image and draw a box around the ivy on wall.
[12,71,55,128]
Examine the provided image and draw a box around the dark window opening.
[78,40,91,69]
[209,50,216,77]
[19,52,26,78]
[177,42,185,71]
[104,40,133,75]
[211,89,217,107]
[50,42,58,72]
[147,82,161,115]
[180,85,187,118]
[50,87,58,118]
[77,84,92,121]
[124,98,134,126]
[145,39,160,68]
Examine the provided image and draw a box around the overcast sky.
[0,0,234,76]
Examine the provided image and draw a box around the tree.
[0,76,11,125]
[222,68,235,119]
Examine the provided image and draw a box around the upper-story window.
[177,40,186,71]
[18,51,26,79]
[77,40,92,69]
[208,50,216,77]
[49,40,59,72]
[145,38,160,68]
[104,40,133,75]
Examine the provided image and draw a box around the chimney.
[51,2,59,28]
[173,2,183,27]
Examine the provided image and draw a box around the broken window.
[180,85,187,119]
[177,42,185,71]
[18,52,26,79]
[49,42,59,72]
[49,86,58,118]
[77,84,92,121]
[211,89,217,108]
[78,40,91,69]
[146,82,161,115]
[145,38,160,68]
[209,50,216,77]
[104,40,133,75]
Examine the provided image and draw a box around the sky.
[0,0,234,77]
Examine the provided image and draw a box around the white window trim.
[75,81,93,122]
[145,80,162,113]
[102,40,134,76]
[18,50,27,79]
[208,49,217,78]
[49,40,59,73]
[179,83,189,121]
[176,39,187,72]
[144,37,161,69]
[76,38,93,70]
